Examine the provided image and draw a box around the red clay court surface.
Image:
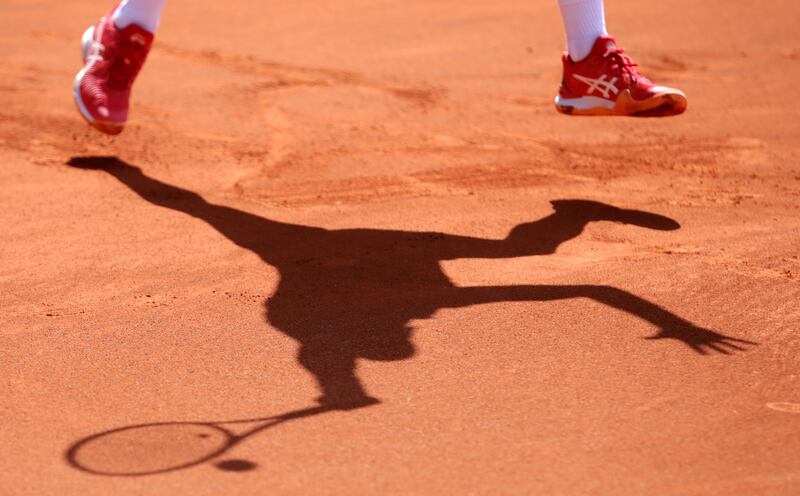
[2,1,799,494]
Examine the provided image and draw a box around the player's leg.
[112,0,168,33]
[558,0,607,63]
[74,0,168,135]
[554,0,687,116]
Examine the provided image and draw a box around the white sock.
[557,0,608,62]
[111,0,168,33]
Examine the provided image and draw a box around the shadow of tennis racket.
[65,403,364,476]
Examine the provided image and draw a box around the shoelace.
[87,40,105,62]
[603,47,649,85]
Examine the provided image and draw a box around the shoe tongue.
[594,36,618,54]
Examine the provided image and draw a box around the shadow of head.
[551,199,680,231]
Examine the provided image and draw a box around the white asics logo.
[573,74,619,99]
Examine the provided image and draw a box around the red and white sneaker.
[73,11,153,135]
[554,36,687,117]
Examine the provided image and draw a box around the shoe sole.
[554,88,688,117]
[73,24,125,136]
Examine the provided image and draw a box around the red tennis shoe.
[73,13,153,135]
[554,36,687,117]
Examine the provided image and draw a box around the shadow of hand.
[645,325,756,355]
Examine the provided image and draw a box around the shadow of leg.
[298,344,380,410]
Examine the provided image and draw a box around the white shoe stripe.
[73,66,96,124]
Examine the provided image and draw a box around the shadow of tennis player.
[68,156,754,410]
[66,156,757,475]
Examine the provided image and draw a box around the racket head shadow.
[66,421,236,476]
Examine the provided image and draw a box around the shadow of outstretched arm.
[67,156,313,260]
[446,285,755,354]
